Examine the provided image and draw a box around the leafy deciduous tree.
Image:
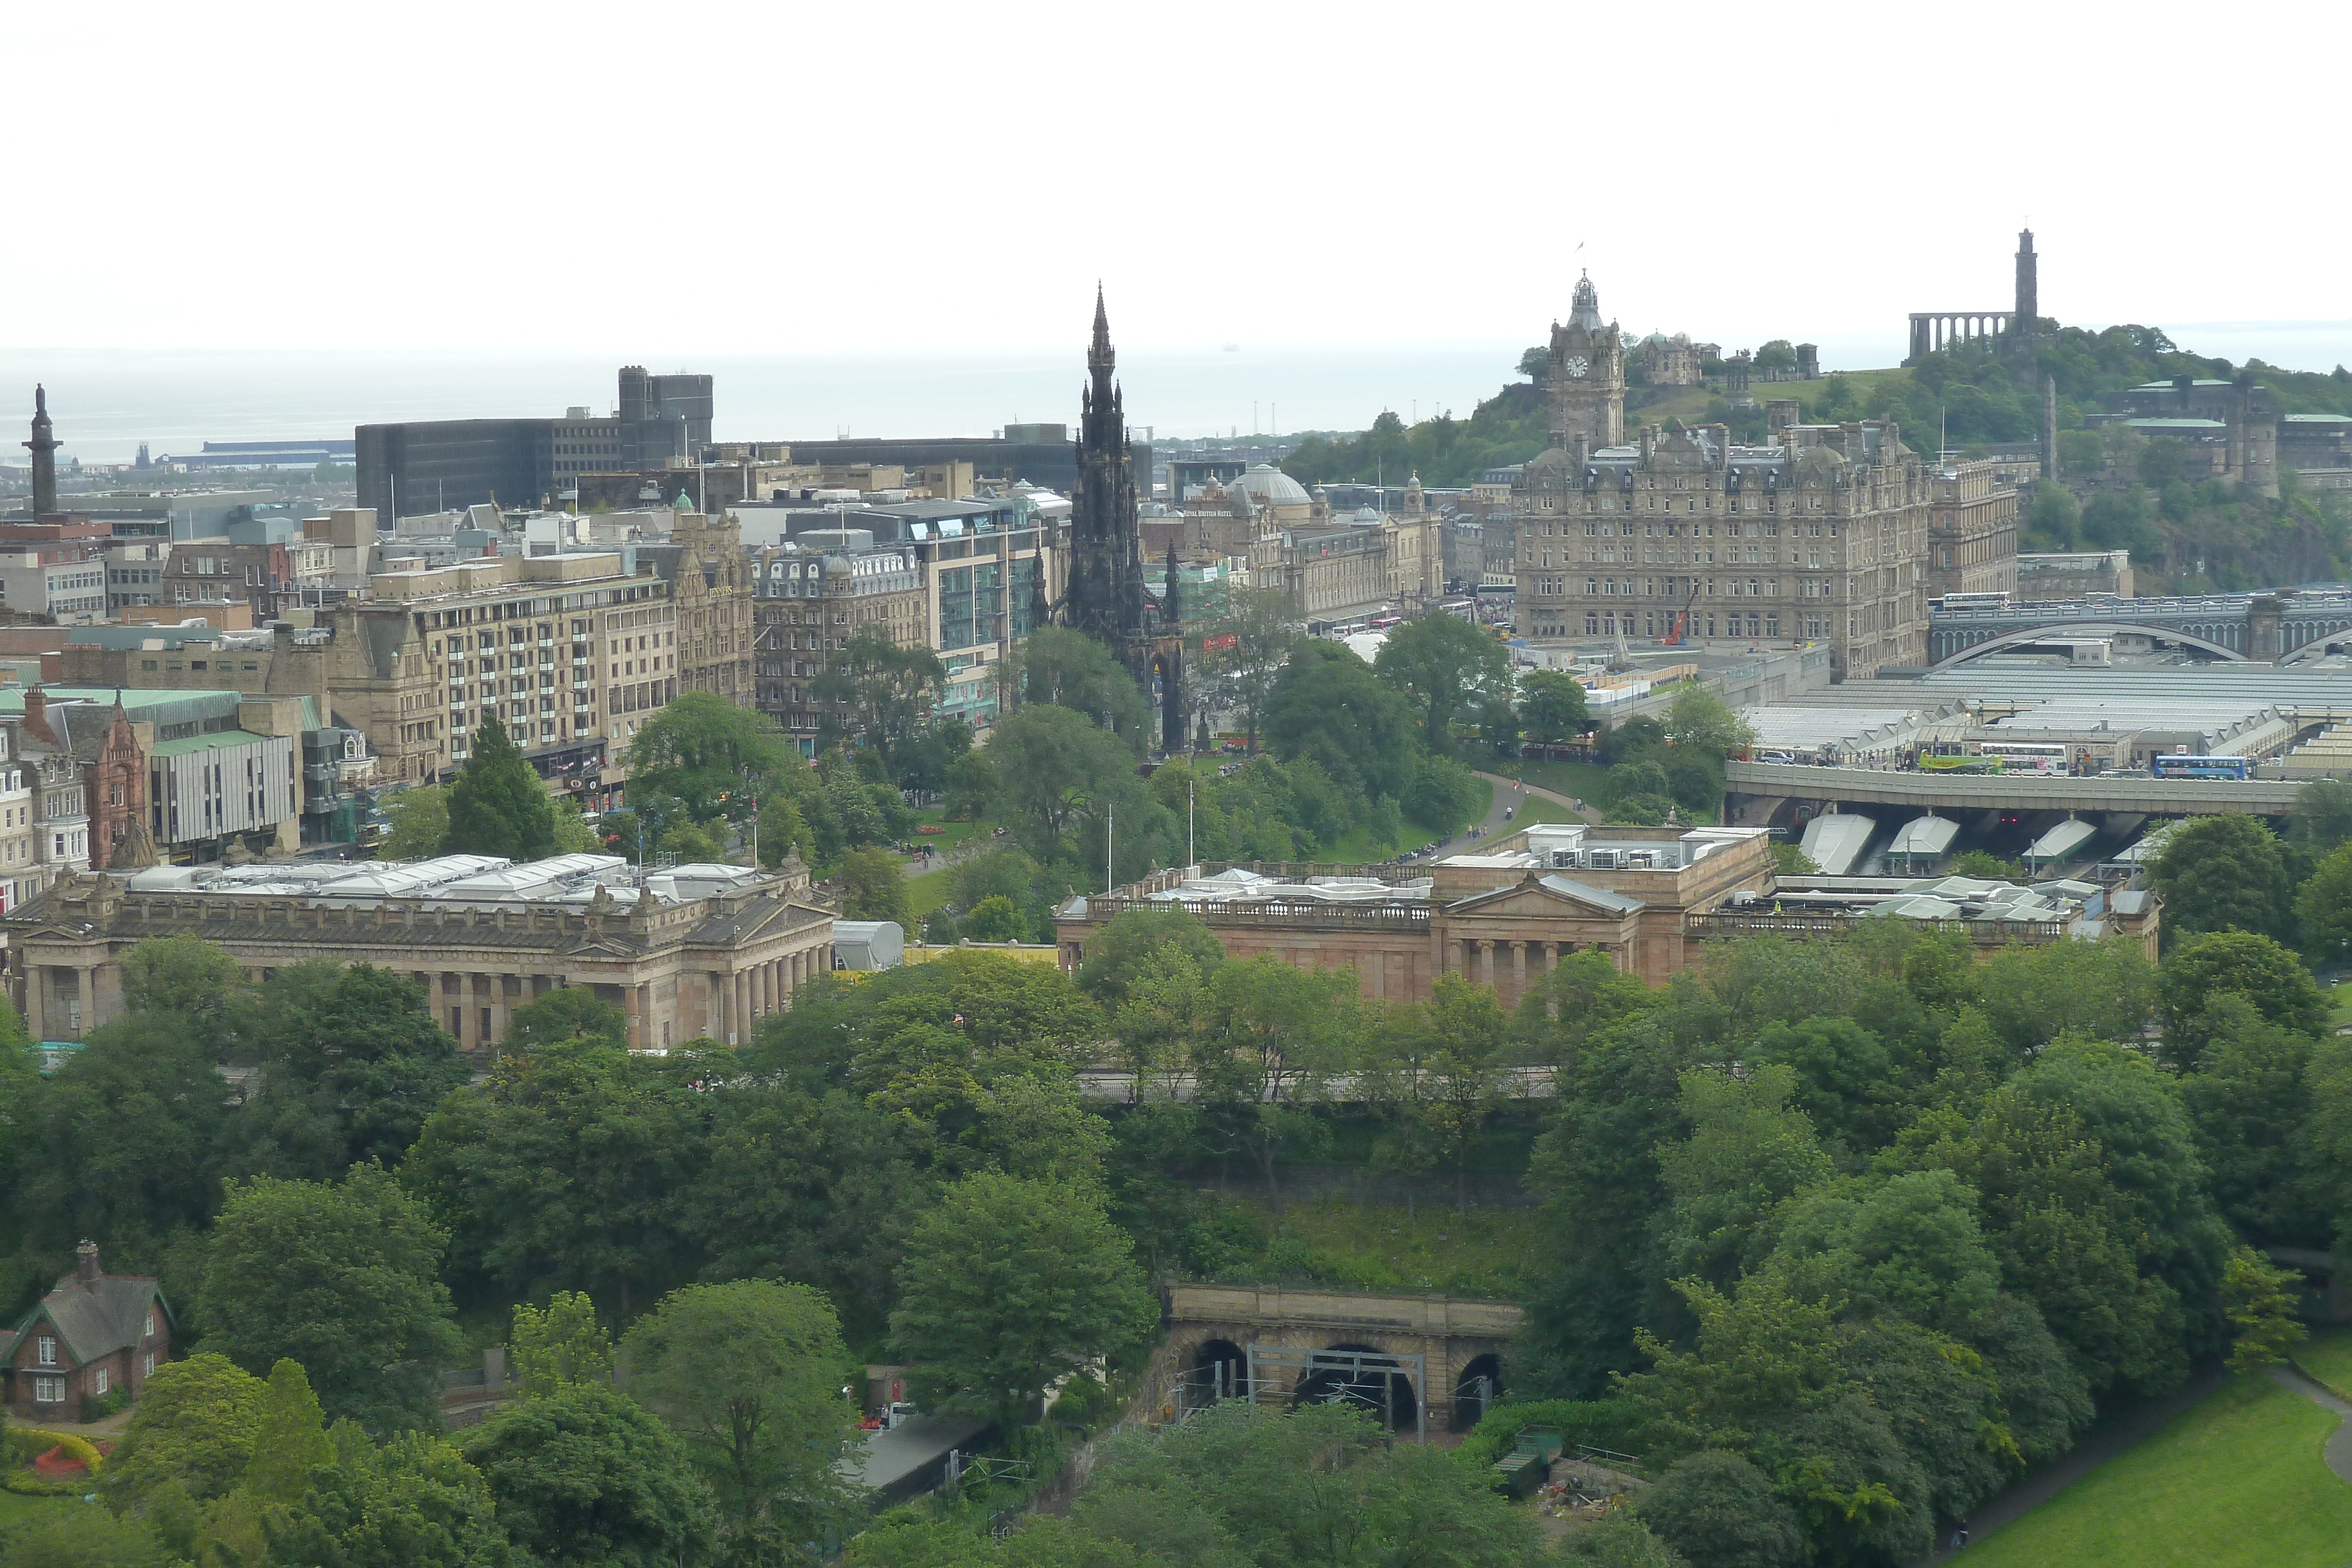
[234,962,469,1180]
[2147,813,2296,945]
[1516,670,1592,745]
[622,1279,861,1546]
[890,1172,1158,1427]
[840,845,913,925]
[102,1352,268,1506]
[1373,611,1511,754]
[458,1383,716,1568]
[198,1165,463,1433]
[511,1290,614,1398]
[376,784,450,861]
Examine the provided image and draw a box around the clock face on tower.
[1563,355,1590,379]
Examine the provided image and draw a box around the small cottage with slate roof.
[2,1242,172,1414]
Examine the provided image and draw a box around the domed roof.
[1793,444,1851,483]
[1232,463,1312,509]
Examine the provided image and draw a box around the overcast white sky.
[8,0,2347,360]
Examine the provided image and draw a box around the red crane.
[1662,579,1700,646]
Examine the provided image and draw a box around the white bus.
[1930,591,2012,611]
[1986,742,2067,775]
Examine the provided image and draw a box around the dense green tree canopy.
[198,1165,462,1433]
[1204,586,1303,753]
[840,844,913,925]
[405,1040,715,1314]
[502,987,630,1054]
[814,626,950,773]
[442,714,557,861]
[984,703,1170,879]
[458,1382,716,1568]
[2148,813,2296,944]
[1515,670,1592,744]
[2157,930,2326,1066]
[233,962,469,1179]
[1002,626,1150,742]
[103,1352,269,1506]
[2288,776,2352,856]
[890,1171,1158,1426]
[1264,642,1416,803]
[263,1427,524,1568]
[1373,611,1511,753]
[376,783,450,861]
[1075,907,1226,1006]
[625,691,801,821]
[622,1279,861,1544]
[506,1292,614,1402]
[19,1012,229,1266]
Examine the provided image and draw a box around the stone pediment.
[559,933,643,959]
[1446,871,1643,920]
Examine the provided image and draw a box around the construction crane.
[1661,579,1700,647]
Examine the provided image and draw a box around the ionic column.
[624,982,643,1051]
[734,969,752,1045]
[1478,940,1495,988]
[1511,940,1527,1001]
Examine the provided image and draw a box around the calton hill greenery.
[1281,325,2352,593]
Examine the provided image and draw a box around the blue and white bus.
[2153,754,2251,780]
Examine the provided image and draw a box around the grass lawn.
[909,806,991,856]
[1505,794,1585,828]
[1201,1195,1531,1299]
[2296,1326,2352,1399]
[1965,1375,2352,1568]
[896,808,1008,921]
[1507,759,1614,807]
[905,862,958,920]
[2324,981,2352,1035]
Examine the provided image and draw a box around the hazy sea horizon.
[4,322,2348,466]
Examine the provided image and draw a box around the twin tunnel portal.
[1161,1286,1521,1439]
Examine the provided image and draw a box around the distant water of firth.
[5,322,2347,466]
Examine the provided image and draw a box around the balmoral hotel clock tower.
[1546,272,1625,450]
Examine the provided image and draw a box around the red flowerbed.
[32,1447,86,1479]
